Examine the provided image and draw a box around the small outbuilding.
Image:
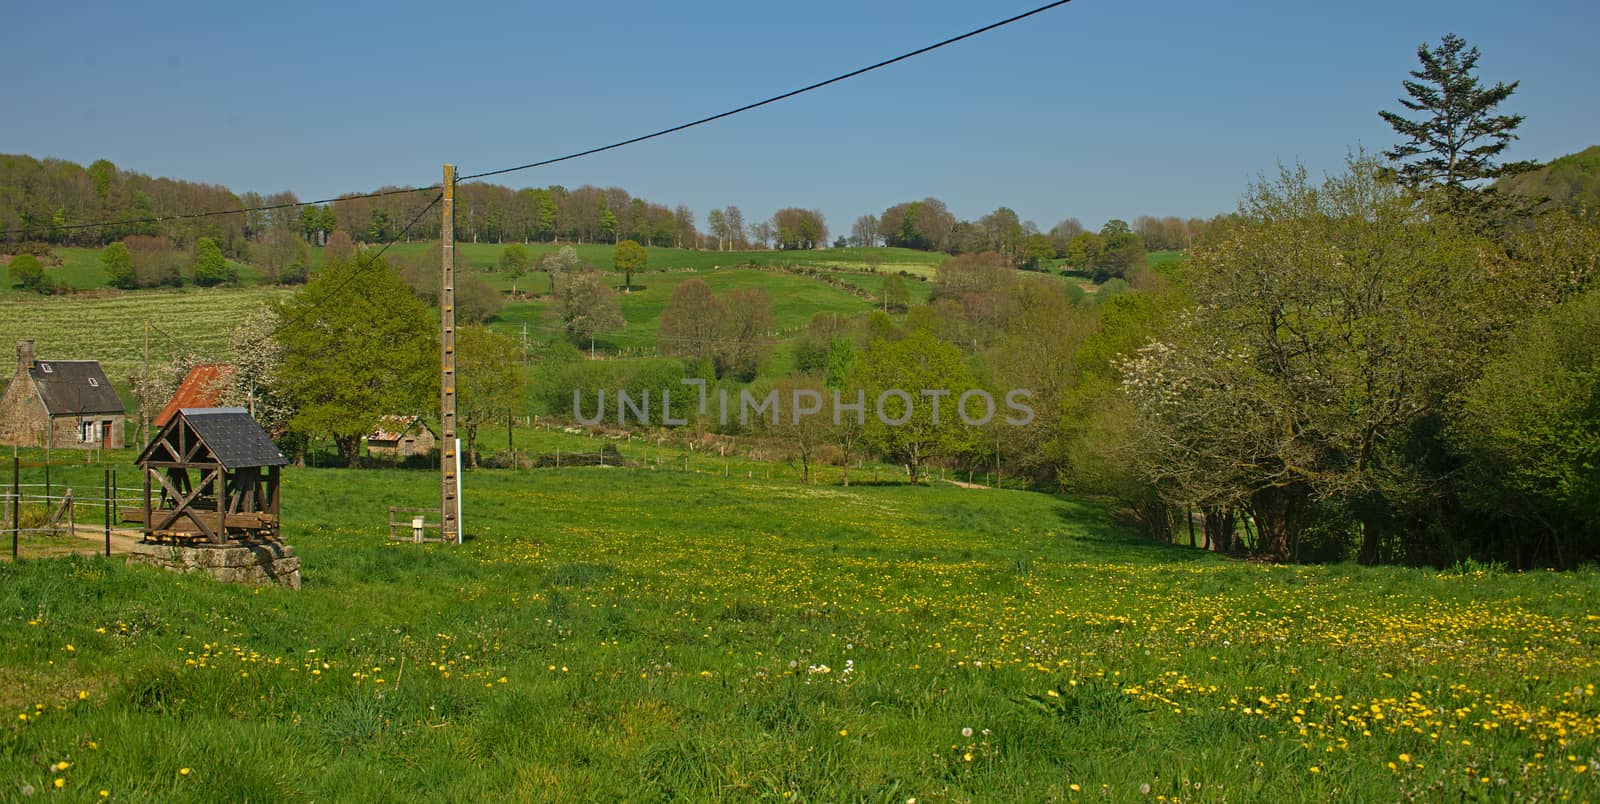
[131,407,286,545]
[0,339,125,449]
[366,415,437,458]
[154,364,236,428]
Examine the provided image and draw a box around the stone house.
[0,339,126,449]
[366,415,437,458]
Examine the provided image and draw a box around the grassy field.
[0,249,256,299]
[0,288,289,386]
[2,453,1598,800]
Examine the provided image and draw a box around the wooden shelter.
[130,407,286,545]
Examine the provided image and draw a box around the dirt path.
[943,479,990,490]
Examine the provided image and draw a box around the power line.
[2,0,1074,239]
[456,0,1074,181]
[263,192,443,340]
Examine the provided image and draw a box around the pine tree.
[1379,34,1535,198]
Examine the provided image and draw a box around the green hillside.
[1498,145,1600,209]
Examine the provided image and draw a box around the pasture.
[0,288,289,384]
[2,458,1597,800]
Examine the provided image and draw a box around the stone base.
[125,541,301,589]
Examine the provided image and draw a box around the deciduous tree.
[276,255,436,465]
[613,239,647,292]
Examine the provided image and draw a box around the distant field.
[0,288,288,384]
[381,242,948,276]
[0,248,256,299]
[489,268,883,353]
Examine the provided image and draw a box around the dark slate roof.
[139,407,287,470]
[28,360,125,415]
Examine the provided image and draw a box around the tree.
[850,214,879,247]
[767,375,831,484]
[276,255,436,465]
[853,330,975,483]
[1090,220,1145,281]
[224,304,292,440]
[1049,218,1086,254]
[881,274,910,313]
[541,245,583,297]
[1063,231,1100,271]
[772,208,827,250]
[613,239,647,292]
[707,209,728,251]
[191,236,233,286]
[1379,34,1535,202]
[658,279,722,364]
[101,242,135,289]
[723,206,745,249]
[456,325,523,468]
[718,288,774,381]
[7,254,43,289]
[1020,233,1055,270]
[1452,289,1600,565]
[499,244,530,293]
[1119,157,1514,562]
[559,270,624,350]
[878,199,956,251]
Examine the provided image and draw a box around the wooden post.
[142,467,152,543]
[10,455,17,561]
[440,164,461,544]
[215,468,225,545]
[104,470,111,557]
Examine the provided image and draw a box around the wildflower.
[179,768,191,776]
[961,727,973,738]
[54,780,64,789]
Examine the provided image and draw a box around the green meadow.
[2,454,1597,800]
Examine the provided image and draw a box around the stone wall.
[125,541,301,589]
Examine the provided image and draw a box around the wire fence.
[4,457,133,561]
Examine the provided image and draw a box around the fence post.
[11,455,18,562]
[104,469,111,557]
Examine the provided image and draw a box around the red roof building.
[154,364,237,428]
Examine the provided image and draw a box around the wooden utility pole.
[440,165,462,543]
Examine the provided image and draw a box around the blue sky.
[7,0,1597,236]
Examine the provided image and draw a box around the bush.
[191,237,234,287]
[7,254,44,289]
[102,242,136,289]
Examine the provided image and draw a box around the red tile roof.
[154,364,236,427]
[368,415,435,442]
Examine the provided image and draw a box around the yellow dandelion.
[179,768,191,776]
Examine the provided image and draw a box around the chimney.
[17,339,34,376]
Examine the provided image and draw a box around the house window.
[87,378,99,387]
[40,363,52,373]
[79,420,102,444]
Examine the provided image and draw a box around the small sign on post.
[412,516,425,543]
